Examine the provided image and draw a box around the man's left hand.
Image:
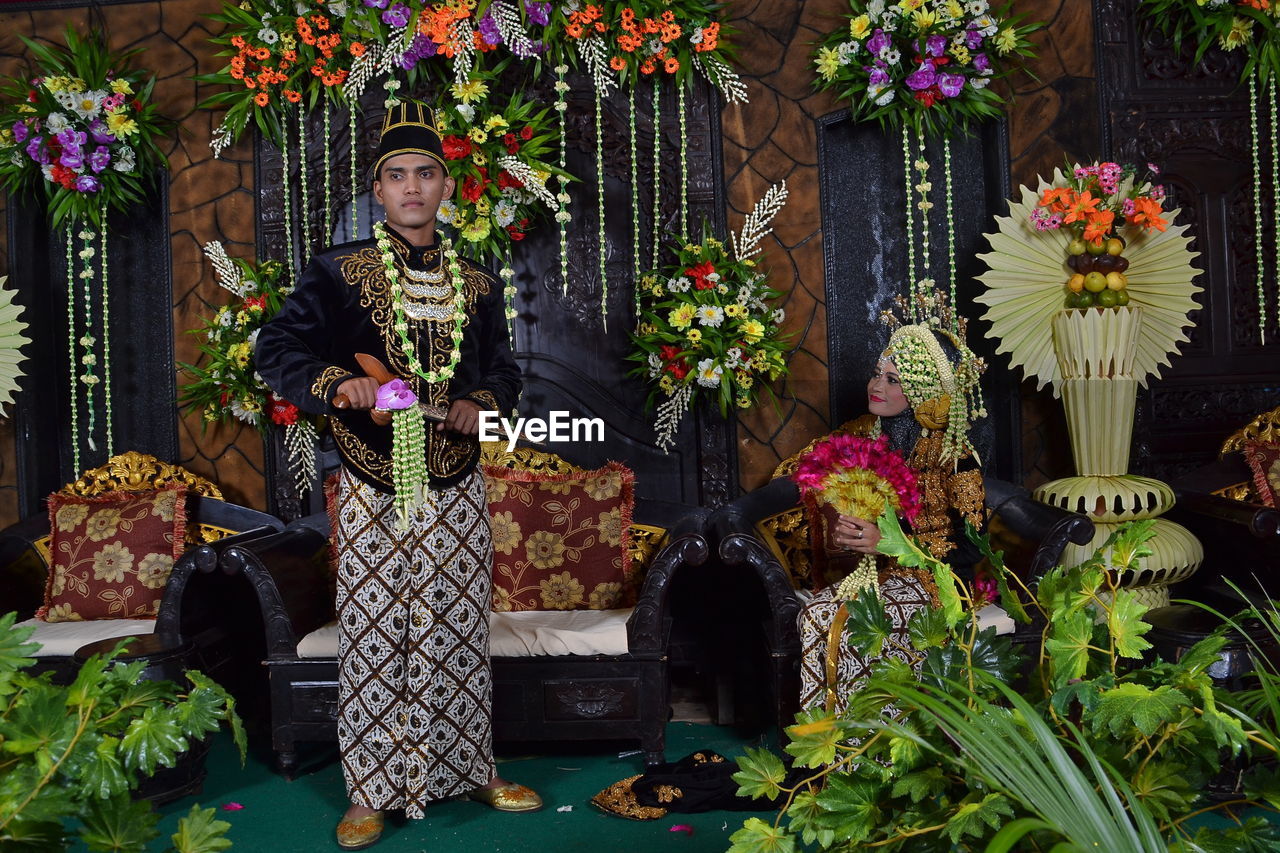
[438,398,484,436]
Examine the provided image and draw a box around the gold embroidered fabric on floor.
[335,469,495,818]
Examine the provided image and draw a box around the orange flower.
[349,41,366,57]
[621,7,637,30]
[661,10,675,23]
[254,47,271,61]
[231,35,247,49]
[1082,209,1115,244]
[311,14,330,30]
[1039,186,1073,213]
[230,67,245,80]
[617,33,641,51]
[283,50,298,62]
[662,24,682,42]
[640,58,656,74]
[284,89,301,103]
[566,22,584,37]
[255,91,270,107]
[664,56,679,73]
[643,17,661,33]
[594,19,606,32]
[244,77,257,89]
[1062,190,1101,224]
[696,22,720,52]
[1131,196,1168,232]
[610,55,627,70]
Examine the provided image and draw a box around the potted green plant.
[0,612,243,851]
[728,520,1280,851]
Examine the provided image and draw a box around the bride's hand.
[831,514,880,554]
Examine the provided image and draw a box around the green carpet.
[147,723,777,853]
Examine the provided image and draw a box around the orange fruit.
[1067,274,1085,293]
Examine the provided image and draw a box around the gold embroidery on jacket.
[312,365,350,402]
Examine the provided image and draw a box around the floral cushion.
[1244,440,1280,507]
[483,461,636,612]
[39,485,187,622]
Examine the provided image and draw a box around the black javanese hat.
[373,100,446,181]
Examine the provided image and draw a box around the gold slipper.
[335,812,384,850]
[468,782,544,812]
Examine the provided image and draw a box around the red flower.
[442,135,472,160]
[914,87,941,107]
[667,360,689,380]
[659,344,683,362]
[27,89,37,103]
[497,170,524,190]
[685,260,716,290]
[461,176,484,203]
[520,125,533,140]
[269,397,299,426]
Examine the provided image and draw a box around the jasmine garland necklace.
[374,220,466,384]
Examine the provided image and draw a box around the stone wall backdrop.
[0,0,263,525]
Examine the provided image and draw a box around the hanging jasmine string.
[78,225,98,451]
[298,108,312,263]
[554,65,571,295]
[350,106,359,238]
[629,79,640,315]
[678,84,688,237]
[913,127,933,317]
[323,99,333,244]
[281,113,297,290]
[99,203,113,456]
[65,231,80,474]
[1252,73,1265,344]
[1271,76,1278,342]
[595,83,607,330]
[652,80,661,269]
[944,138,957,332]
[902,126,918,319]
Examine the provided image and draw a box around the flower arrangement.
[811,0,1039,136]
[1141,0,1280,79]
[435,63,569,264]
[179,243,321,492]
[0,26,168,230]
[626,183,791,451]
[792,433,922,597]
[1030,162,1170,311]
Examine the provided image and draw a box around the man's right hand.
[335,376,381,410]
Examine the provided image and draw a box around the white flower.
[716,284,729,294]
[54,90,78,111]
[868,0,886,17]
[973,14,998,35]
[695,358,723,388]
[258,27,279,44]
[725,347,744,368]
[668,276,691,293]
[40,163,55,181]
[690,25,705,44]
[113,146,136,172]
[71,90,106,120]
[883,48,901,64]
[970,76,990,89]
[555,210,572,223]
[874,87,896,106]
[456,103,475,123]
[772,308,786,324]
[695,305,725,327]
[45,112,71,133]
[248,328,260,348]
[837,42,859,64]
[329,0,349,15]
[495,199,516,227]
[965,0,989,14]
[706,271,721,282]
[648,352,662,369]
[219,311,234,327]
[230,399,259,425]
[438,199,458,224]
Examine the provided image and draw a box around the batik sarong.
[335,468,495,818]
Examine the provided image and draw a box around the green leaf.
[0,612,39,695]
[1106,590,1153,659]
[842,588,894,658]
[783,706,844,769]
[119,705,188,775]
[1174,816,1280,853]
[887,729,923,771]
[1091,683,1191,738]
[1128,761,1193,825]
[1106,519,1157,570]
[783,789,835,848]
[728,817,797,853]
[79,793,157,852]
[1244,763,1280,812]
[184,671,246,761]
[964,520,1031,623]
[74,735,130,801]
[813,774,883,843]
[1044,609,1095,686]
[944,792,1014,843]
[732,746,787,801]
[877,509,962,626]
[171,804,233,853]
[0,817,66,850]
[1049,676,1110,718]
[968,626,1025,684]
[907,605,950,650]
[890,765,948,804]
[0,680,77,757]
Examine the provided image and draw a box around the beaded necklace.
[374,220,467,384]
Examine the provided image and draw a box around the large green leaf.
[1128,761,1194,825]
[783,789,835,848]
[943,792,1014,843]
[79,793,157,853]
[842,588,893,658]
[0,681,78,758]
[73,735,130,801]
[0,760,77,829]
[732,746,787,801]
[184,672,245,761]
[1091,683,1191,738]
[1044,609,1095,686]
[170,804,233,853]
[1107,590,1154,659]
[877,510,962,626]
[1172,816,1280,852]
[783,706,844,769]
[728,817,797,853]
[0,612,39,696]
[907,605,950,650]
[890,765,948,804]
[119,705,188,776]
[0,817,66,850]
[813,774,883,843]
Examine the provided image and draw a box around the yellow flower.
[659,375,675,393]
[946,0,964,16]
[526,530,567,569]
[475,197,492,218]
[993,26,1019,54]
[533,169,550,185]
[686,328,702,343]
[724,303,745,318]
[137,553,174,589]
[584,471,622,500]
[44,75,67,93]
[452,78,490,104]
[110,79,134,95]
[740,319,766,344]
[490,510,523,555]
[468,126,488,143]
[849,14,871,38]
[597,506,623,546]
[1220,16,1253,49]
[950,44,972,64]
[106,113,139,137]
[55,502,89,531]
[737,396,752,409]
[668,303,695,329]
[86,508,122,542]
[897,0,924,10]
[539,571,585,610]
[462,218,491,241]
[484,115,509,131]
[67,77,87,93]
[92,541,134,583]
[815,47,841,81]
[589,582,623,610]
[473,148,487,166]
[281,34,297,51]
[913,8,937,30]
[638,322,657,336]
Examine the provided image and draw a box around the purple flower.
[1122,198,1136,216]
[479,8,502,45]
[376,378,418,410]
[937,72,964,97]
[89,145,111,173]
[89,119,116,145]
[965,28,984,50]
[75,174,100,193]
[905,64,937,90]
[866,29,890,56]
[525,0,551,26]
[972,52,990,73]
[1147,162,1161,175]
[12,121,28,144]
[867,65,891,86]
[25,136,48,165]
[381,3,410,26]
[363,0,389,8]
[926,35,947,57]
[59,148,84,169]
[56,128,87,149]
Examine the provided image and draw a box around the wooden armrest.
[715,522,803,656]
[1174,489,1280,540]
[984,477,1095,582]
[626,531,709,655]
[154,525,282,639]
[218,527,333,659]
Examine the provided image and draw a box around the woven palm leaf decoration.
[0,276,31,416]
[975,170,1202,393]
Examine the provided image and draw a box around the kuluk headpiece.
[373,100,446,181]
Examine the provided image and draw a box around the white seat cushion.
[296,609,633,660]
[17,618,156,657]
